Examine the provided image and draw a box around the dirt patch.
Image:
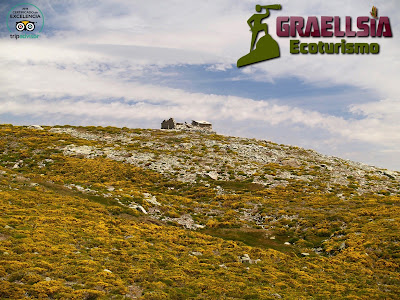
[0,233,9,241]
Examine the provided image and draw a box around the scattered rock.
[63,145,103,158]
[190,251,203,256]
[137,206,147,214]
[143,193,161,206]
[207,171,219,180]
[301,252,310,257]
[219,264,227,269]
[281,159,300,168]
[103,269,112,273]
[284,242,291,245]
[339,241,346,250]
[313,247,323,254]
[239,254,260,264]
[129,204,147,214]
[28,125,44,130]
[164,214,204,230]
[45,277,51,281]
[65,184,97,194]
[125,284,143,299]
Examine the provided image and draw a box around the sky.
[0,0,399,170]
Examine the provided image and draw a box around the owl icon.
[16,20,35,31]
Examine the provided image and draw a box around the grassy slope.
[0,125,399,299]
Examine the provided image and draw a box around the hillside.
[0,124,399,299]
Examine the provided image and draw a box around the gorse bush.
[0,125,399,299]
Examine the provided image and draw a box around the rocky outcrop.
[52,126,400,195]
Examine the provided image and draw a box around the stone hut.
[161,118,176,129]
[161,118,213,131]
[191,120,212,130]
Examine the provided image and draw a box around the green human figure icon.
[237,4,282,67]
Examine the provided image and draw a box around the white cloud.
[206,63,233,72]
[350,98,400,120]
[1,54,399,152]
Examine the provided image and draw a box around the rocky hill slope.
[0,124,399,299]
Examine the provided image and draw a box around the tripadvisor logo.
[7,3,44,40]
[237,4,393,67]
